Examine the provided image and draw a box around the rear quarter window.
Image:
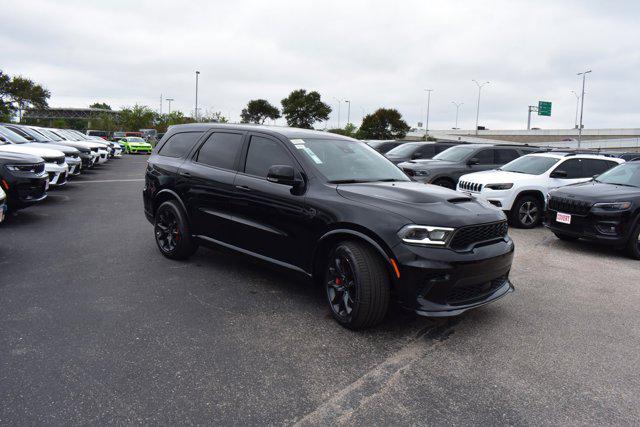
[158,132,203,158]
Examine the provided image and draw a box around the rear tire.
[553,232,578,242]
[626,222,640,260]
[324,241,390,329]
[154,200,198,260]
[510,195,543,229]
[432,178,455,189]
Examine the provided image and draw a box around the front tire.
[154,200,198,260]
[324,241,390,329]
[510,195,543,229]
[626,222,640,260]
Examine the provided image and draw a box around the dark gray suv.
[399,144,540,189]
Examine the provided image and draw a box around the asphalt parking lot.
[1,156,638,425]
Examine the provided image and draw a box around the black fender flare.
[154,189,188,216]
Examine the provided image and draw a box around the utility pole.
[570,90,580,129]
[424,89,434,135]
[195,71,200,121]
[526,105,538,130]
[472,80,489,135]
[333,97,342,128]
[451,101,463,129]
[160,93,163,115]
[344,100,351,125]
[577,70,592,148]
[166,98,174,114]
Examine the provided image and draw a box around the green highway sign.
[538,101,552,116]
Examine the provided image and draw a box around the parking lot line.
[72,179,144,183]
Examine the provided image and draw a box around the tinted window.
[502,155,560,175]
[475,149,495,165]
[435,144,454,154]
[495,149,519,163]
[555,159,584,178]
[415,145,435,158]
[596,163,640,187]
[433,145,477,162]
[158,132,203,158]
[386,142,423,157]
[244,136,293,178]
[196,132,244,170]
[582,159,618,176]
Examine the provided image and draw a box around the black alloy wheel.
[154,200,198,260]
[324,241,390,329]
[627,222,640,260]
[511,196,542,229]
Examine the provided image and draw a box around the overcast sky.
[2,0,639,130]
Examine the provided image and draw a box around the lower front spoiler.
[415,279,514,317]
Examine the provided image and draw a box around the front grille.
[449,221,508,250]
[91,147,99,152]
[48,172,55,182]
[548,196,592,215]
[459,180,483,192]
[403,168,415,177]
[58,172,67,184]
[447,276,507,305]
[34,163,45,174]
[43,156,65,165]
[16,181,47,200]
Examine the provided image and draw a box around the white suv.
[457,152,624,228]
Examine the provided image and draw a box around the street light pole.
[344,100,351,125]
[166,98,174,114]
[472,79,489,135]
[451,101,463,129]
[195,71,200,121]
[333,97,342,128]
[570,90,580,129]
[577,70,592,148]
[424,89,434,136]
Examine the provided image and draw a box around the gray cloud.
[2,0,639,130]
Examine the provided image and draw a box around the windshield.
[501,155,560,175]
[35,128,63,141]
[292,138,409,183]
[595,162,640,187]
[57,129,80,140]
[433,145,477,162]
[385,142,422,156]
[127,137,146,142]
[0,125,30,144]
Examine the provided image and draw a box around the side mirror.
[592,174,599,180]
[411,153,421,160]
[267,165,302,187]
[550,170,568,178]
[467,157,480,166]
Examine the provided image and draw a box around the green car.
[119,137,153,154]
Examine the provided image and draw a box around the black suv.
[0,151,48,211]
[545,161,640,259]
[399,144,539,189]
[144,124,515,329]
[384,141,460,165]
[366,140,407,154]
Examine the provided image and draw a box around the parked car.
[365,140,407,154]
[86,129,110,140]
[545,160,640,259]
[60,129,118,158]
[119,137,152,154]
[111,131,127,141]
[0,186,6,222]
[385,141,460,165]
[399,144,538,189]
[457,152,624,228]
[144,124,515,329]
[48,129,109,165]
[599,152,640,162]
[0,126,69,186]
[0,151,48,211]
[8,125,95,172]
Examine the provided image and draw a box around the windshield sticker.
[299,146,323,164]
[290,138,306,145]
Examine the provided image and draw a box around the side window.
[475,149,495,165]
[555,159,584,178]
[416,145,435,158]
[244,136,293,178]
[436,144,453,154]
[196,132,244,170]
[158,132,203,158]
[583,159,618,176]
[496,149,519,163]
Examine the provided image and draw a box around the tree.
[0,72,50,122]
[357,108,410,139]
[281,89,331,129]
[119,105,157,131]
[328,123,358,137]
[240,99,280,124]
[155,111,196,133]
[0,71,12,121]
[90,102,112,110]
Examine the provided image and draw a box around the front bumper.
[45,162,69,187]
[113,147,123,157]
[391,238,515,316]
[456,186,517,211]
[1,173,48,209]
[544,208,634,247]
[97,150,109,164]
[66,157,82,176]
[0,200,5,223]
[128,146,152,154]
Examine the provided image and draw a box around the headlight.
[592,202,631,211]
[485,183,514,190]
[6,164,35,172]
[413,170,430,176]
[398,225,455,246]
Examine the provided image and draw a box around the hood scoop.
[447,196,473,204]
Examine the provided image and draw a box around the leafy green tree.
[328,123,358,137]
[155,111,196,132]
[281,89,331,129]
[240,99,280,124]
[357,108,410,139]
[90,102,112,110]
[0,71,12,121]
[119,105,157,131]
[6,75,50,122]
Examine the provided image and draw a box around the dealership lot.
[1,156,638,425]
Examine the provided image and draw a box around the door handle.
[235,185,251,191]
[179,171,191,177]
